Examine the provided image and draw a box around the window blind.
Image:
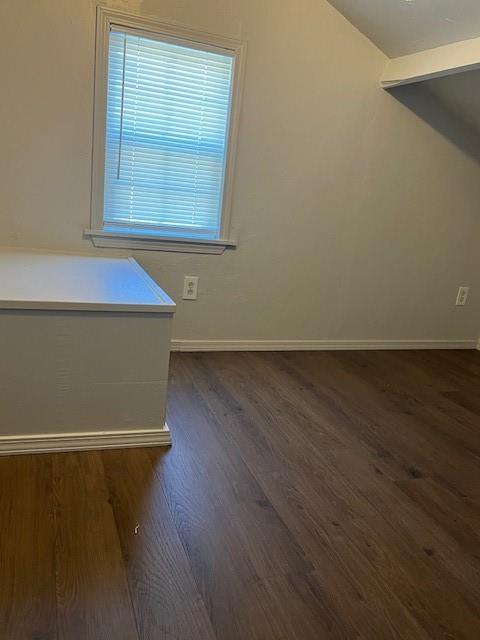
[103,29,234,239]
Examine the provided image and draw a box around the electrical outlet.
[456,286,470,306]
[183,276,199,300]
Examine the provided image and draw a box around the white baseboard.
[0,425,171,456]
[171,338,478,352]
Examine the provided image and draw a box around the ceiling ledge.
[381,37,480,88]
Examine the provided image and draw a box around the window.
[87,8,245,254]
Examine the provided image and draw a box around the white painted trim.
[89,6,246,251]
[85,229,235,255]
[171,339,478,352]
[381,36,480,88]
[0,425,171,456]
[95,5,244,51]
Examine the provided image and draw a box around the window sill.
[84,229,236,255]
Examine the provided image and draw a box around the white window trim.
[86,6,246,254]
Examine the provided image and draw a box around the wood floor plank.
[328,351,480,496]
[101,447,216,640]
[174,353,378,525]
[0,454,57,640]
[443,390,480,417]
[253,350,425,481]
[53,452,138,640]
[154,381,343,639]
[315,407,480,605]
[292,351,480,494]
[169,354,432,639]
[334,350,480,457]
[333,514,480,639]
[1,349,479,639]
[396,477,480,553]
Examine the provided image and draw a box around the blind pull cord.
[116,33,127,180]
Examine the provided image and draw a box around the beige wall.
[1,0,479,343]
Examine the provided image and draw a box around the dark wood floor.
[1,350,480,639]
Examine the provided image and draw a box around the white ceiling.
[328,0,480,58]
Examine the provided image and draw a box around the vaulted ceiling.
[328,0,480,57]
[425,68,480,133]
[327,1,480,137]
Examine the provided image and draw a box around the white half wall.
[0,0,479,345]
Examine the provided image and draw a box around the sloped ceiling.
[328,0,480,57]
[425,68,480,133]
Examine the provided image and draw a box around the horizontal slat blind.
[103,30,234,239]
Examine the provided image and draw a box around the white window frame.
[86,6,246,254]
